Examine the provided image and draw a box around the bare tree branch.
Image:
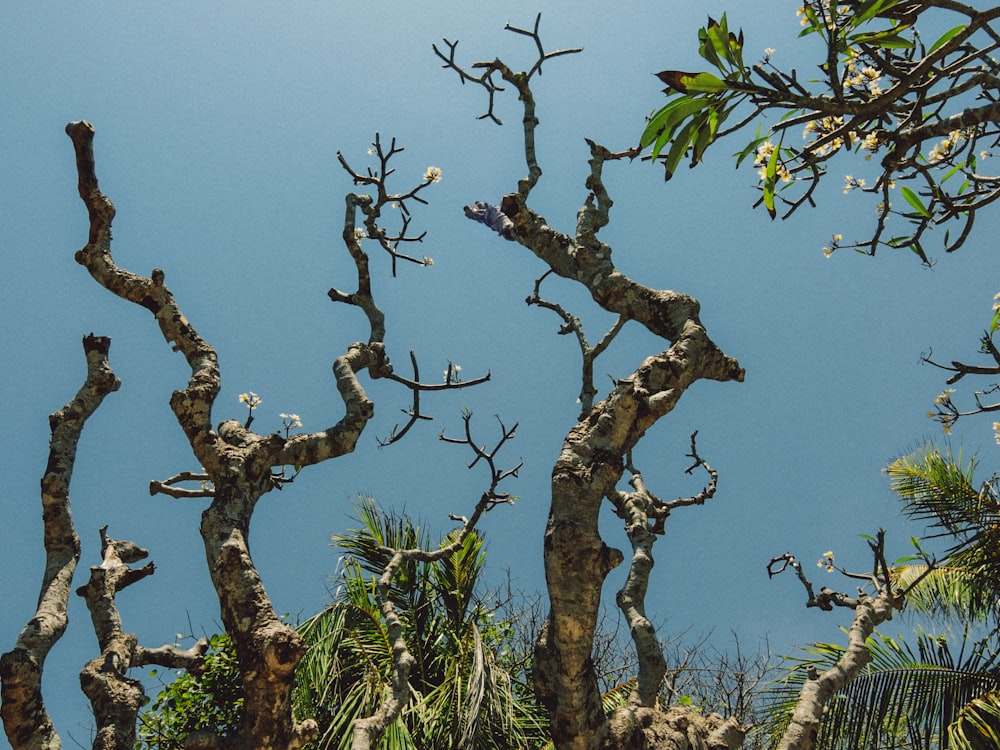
[768,530,935,750]
[1,334,119,750]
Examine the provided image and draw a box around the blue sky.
[3,1,999,743]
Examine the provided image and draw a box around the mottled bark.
[511,131,740,750]
[776,595,896,750]
[768,530,932,750]
[610,443,718,711]
[443,24,743,748]
[76,528,207,750]
[1,335,119,750]
[65,120,403,748]
[606,706,743,750]
[64,118,456,749]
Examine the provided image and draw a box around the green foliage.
[760,444,1000,749]
[641,15,746,179]
[136,497,549,750]
[761,632,1000,750]
[641,3,1000,259]
[136,633,242,749]
[889,445,1000,620]
[302,496,548,750]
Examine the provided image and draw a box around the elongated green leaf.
[950,691,1000,750]
[656,70,728,94]
[685,71,728,92]
[705,18,734,68]
[850,30,915,48]
[763,142,779,219]
[851,0,899,25]
[697,27,723,69]
[990,307,1000,334]
[641,96,708,151]
[901,186,931,217]
[929,24,967,55]
[663,118,699,180]
[693,107,719,165]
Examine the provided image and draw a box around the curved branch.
[66,121,221,468]
[1,334,120,750]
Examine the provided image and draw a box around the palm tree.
[759,444,1000,750]
[293,496,549,750]
[889,445,1000,622]
[760,630,1000,749]
[137,497,549,750]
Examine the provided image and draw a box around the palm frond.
[888,445,981,540]
[893,564,987,623]
[949,690,1000,750]
[761,631,1000,750]
[305,497,550,749]
[888,445,1000,620]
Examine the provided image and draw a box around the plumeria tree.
[0,113,497,748]
[10,6,1000,750]
[640,1,1000,263]
[0,13,752,750]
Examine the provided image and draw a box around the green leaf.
[640,96,709,152]
[900,186,931,217]
[733,126,767,168]
[909,240,929,263]
[851,0,899,26]
[662,119,699,180]
[697,27,723,69]
[693,105,728,166]
[940,163,963,183]
[762,142,780,219]
[928,24,967,55]
[705,19,732,67]
[656,70,728,94]
[990,307,1000,335]
[850,30,915,49]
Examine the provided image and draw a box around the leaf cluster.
[761,631,1000,750]
[135,498,549,750]
[136,633,243,749]
[642,2,1000,261]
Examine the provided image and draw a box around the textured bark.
[501,153,741,750]
[533,333,740,750]
[443,38,744,746]
[612,449,718,710]
[607,706,744,750]
[75,527,209,750]
[766,531,927,750]
[776,593,898,750]
[76,530,154,750]
[1,334,119,750]
[64,120,399,748]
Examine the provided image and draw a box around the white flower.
[239,392,261,408]
[934,388,955,405]
[423,166,442,183]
